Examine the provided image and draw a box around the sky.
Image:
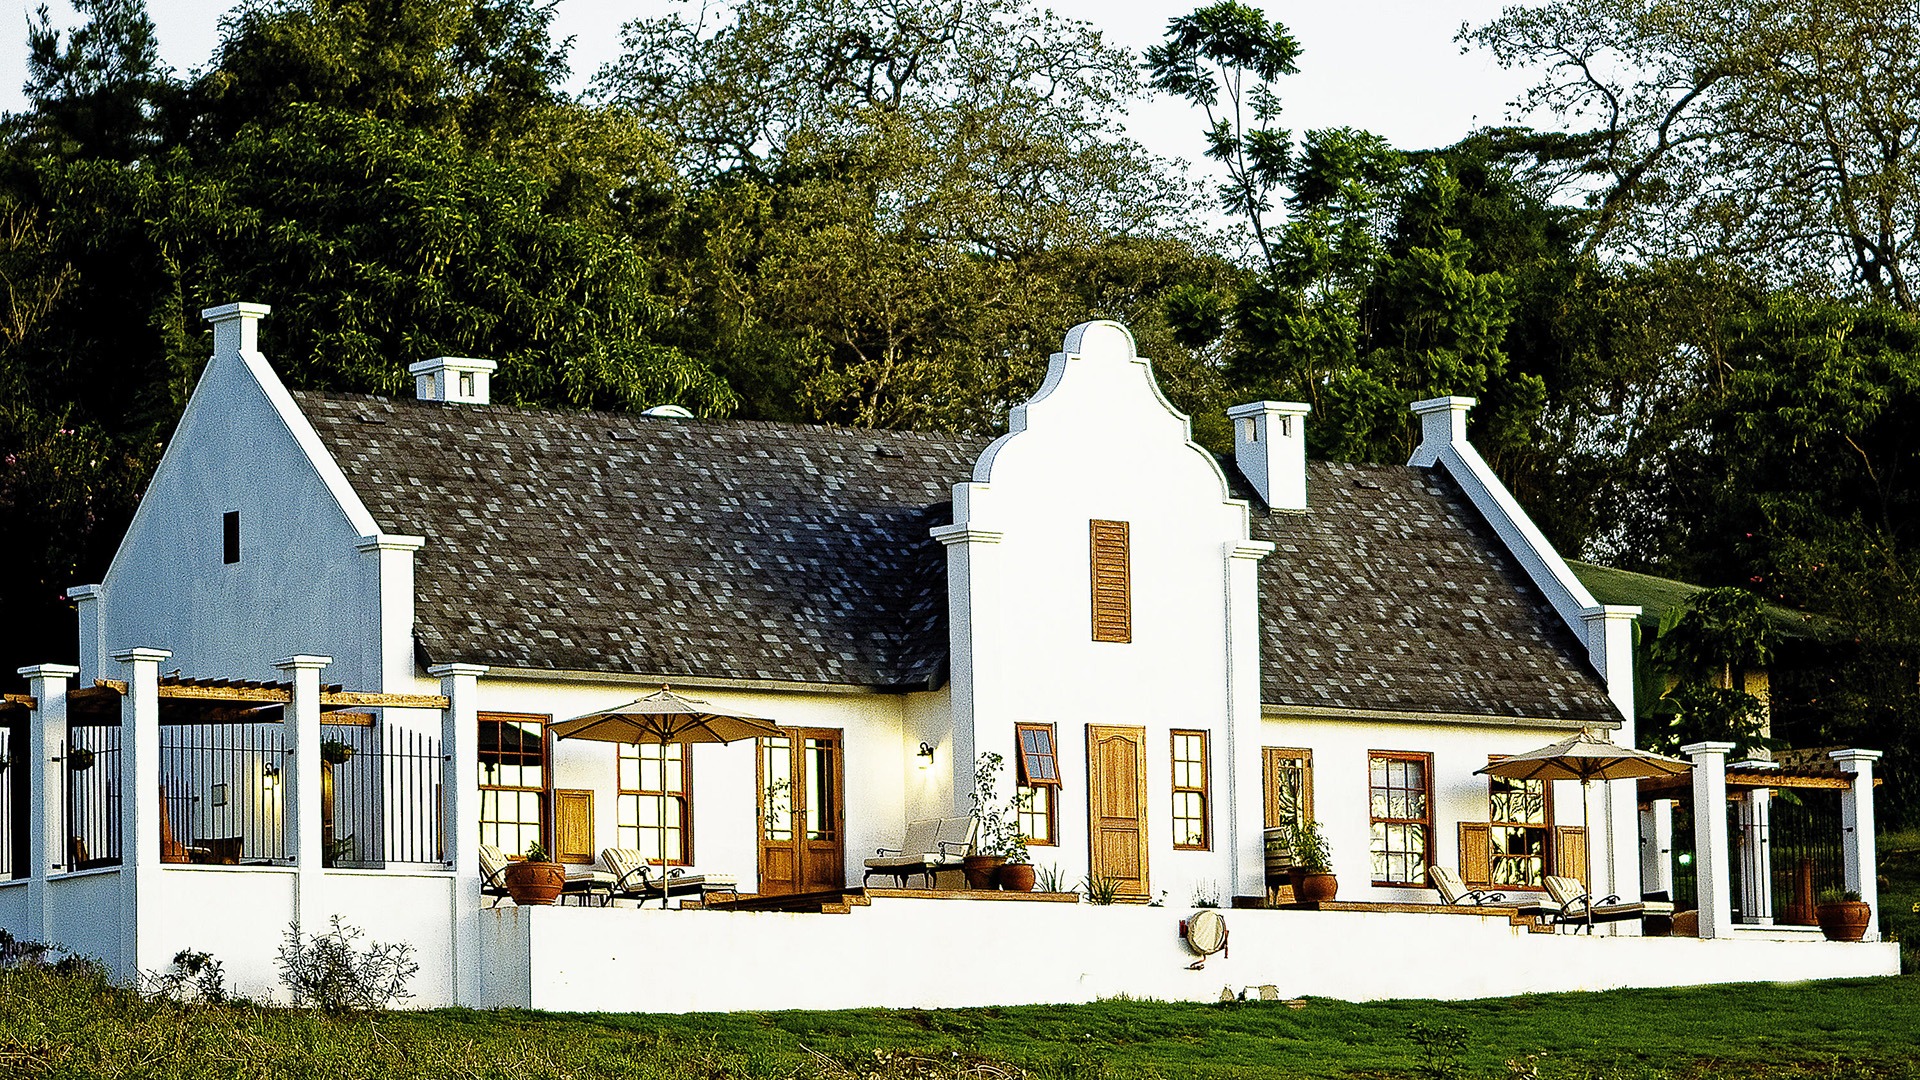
[2,0,1547,172]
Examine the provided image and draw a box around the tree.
[608,0,1218,434]
[1144,0,1300,273]
[1466,0,1920,309]
[15,0,178,161]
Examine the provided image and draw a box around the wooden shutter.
[1553,825,1588,889]
[1458,822,1492,887]
[555,789,594,865]
[1090,520,1131,643]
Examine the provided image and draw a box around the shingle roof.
[295,392,981,688]
[1248,461,1618,723]
[295,391,1615,719]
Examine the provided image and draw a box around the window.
[1171,730,1210,849]
[222,511,240,564]
[478,713,546,856]
[1369,751,1431,886]
[618,743,691,865]
[1089,519,1131,642]
[1263,747,1313,832]
[1015,723,1059,846]
[1488,759,1550,888]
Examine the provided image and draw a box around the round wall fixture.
[1185,910,1227,968]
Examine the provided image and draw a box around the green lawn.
[4,966,1916,1079]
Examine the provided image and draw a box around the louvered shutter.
[1089,520,1131,643]
[1553,826,1588,890]
[1458,822,1493,887]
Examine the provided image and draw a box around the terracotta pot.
[504,860,567,906]
[1294,872,1338,903]
[962,854,1007,889]
[997,862,1036,892]
[1816,901,1872,942]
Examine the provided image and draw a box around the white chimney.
[409,357,497,405]
[1226,401,1311,511]
[202,302,271,360]
[1408,396,1476,465]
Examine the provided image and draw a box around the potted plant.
[1288,820,1337,902]
[320,739,356,766]
[503,841,567,906]
[1815,887,1872,942]
[965,752,1023,888]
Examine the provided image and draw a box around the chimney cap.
[407,356,498,376]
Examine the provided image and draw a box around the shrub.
[275,916,418,1013]
[143,948,229,1004]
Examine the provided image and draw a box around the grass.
[1879,828,1920,973]
[3,965,1918,1079]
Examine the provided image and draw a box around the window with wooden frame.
[1089,519,1131,643]
[618,743,692,866]
[1368,751,1432,886]
[1014,723,1060,846]
[477,712,547,857]
[1170,730,1210,849]
[1486,756,1550,888]
[1262,747,1313,832]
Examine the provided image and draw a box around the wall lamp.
[916,742,936,768]
[263,762,281,788]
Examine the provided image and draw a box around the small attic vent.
[642,404,694,418]
[609,430,636,441]
[1354,478,1382,490]
[870,444,904,459]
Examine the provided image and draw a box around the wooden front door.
[757,729,845,895]
[1086,725,1149,900]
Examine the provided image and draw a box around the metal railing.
[63,723,122,870]
[1,724,19,879]
[158,723,290,864]
[321,721,445,868]
[1770,793,1843,925]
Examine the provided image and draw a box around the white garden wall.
[478,899,1900,1013]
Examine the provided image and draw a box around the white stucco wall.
[0,881,24,937]
[943,322,1264,905]
[450,676,928,891]
[44,869,123,969]
[1269,714,1628,906]
[495,900,1899,1014]
[95,340,386,688]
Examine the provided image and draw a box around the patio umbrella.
[552,687,783,906]
[1476,729,1690,931]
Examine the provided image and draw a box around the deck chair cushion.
[864,819,950,886]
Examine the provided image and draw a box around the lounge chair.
[1429,866,1548,917]
[863,816,974,889]
[479,844,513,907]
[599,848,737,907]
[1545,875,1674,933]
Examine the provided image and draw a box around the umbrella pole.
[660,737,672,909]
[1582,777,1593,934]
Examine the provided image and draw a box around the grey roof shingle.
[1247,460,1618,723]
[295,391,1616,720]
[296,392,980,687]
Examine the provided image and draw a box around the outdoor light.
[263,763,281,788]
[1676,852,1693,867]
[917,741,936,768]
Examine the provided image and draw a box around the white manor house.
[0,303,1895,1011]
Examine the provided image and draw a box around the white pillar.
[19,664,78,944]
[1639,797,1675,899]
[1683,741,1735,939]
[931,520,1004,818]
[64,586,104,685]
[431,663,486,1005]
[275,655,330,932]
[1831,748,1882,942]
[113,647,169,983]
[1226,539,1275,900]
